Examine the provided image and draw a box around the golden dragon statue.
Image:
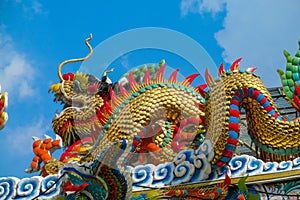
[25,35,300,199]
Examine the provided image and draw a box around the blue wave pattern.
[152,162,174,186]
[0,175,62,200]
[128,152,300,187]
[4,146,300,197]
[128,140,214,189]
[210,155,300,180]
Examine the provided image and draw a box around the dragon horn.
[57,34,93,81]
[103,68,114,77]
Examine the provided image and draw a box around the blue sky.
[0,0,299,178]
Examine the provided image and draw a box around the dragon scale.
[89,79,205,163]
[207,70,300,167]
[31,36,300,199]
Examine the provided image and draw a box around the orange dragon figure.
[25,135,63,176]
[25,135,94,176]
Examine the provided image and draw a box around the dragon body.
[25,36,300,199]
[206,68,300,168]
[87,53,300,170]
[87,65,206,164]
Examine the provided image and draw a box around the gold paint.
[58,34,93,81]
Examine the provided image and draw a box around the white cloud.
[31,0,43,14]
[5,119,50,156]
[181,0,300,87]
[214,0,300,87]
[16,0,44,15]
[181,0,226,16]
[0,31,37,98]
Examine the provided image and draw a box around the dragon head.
[49,35,115,147]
